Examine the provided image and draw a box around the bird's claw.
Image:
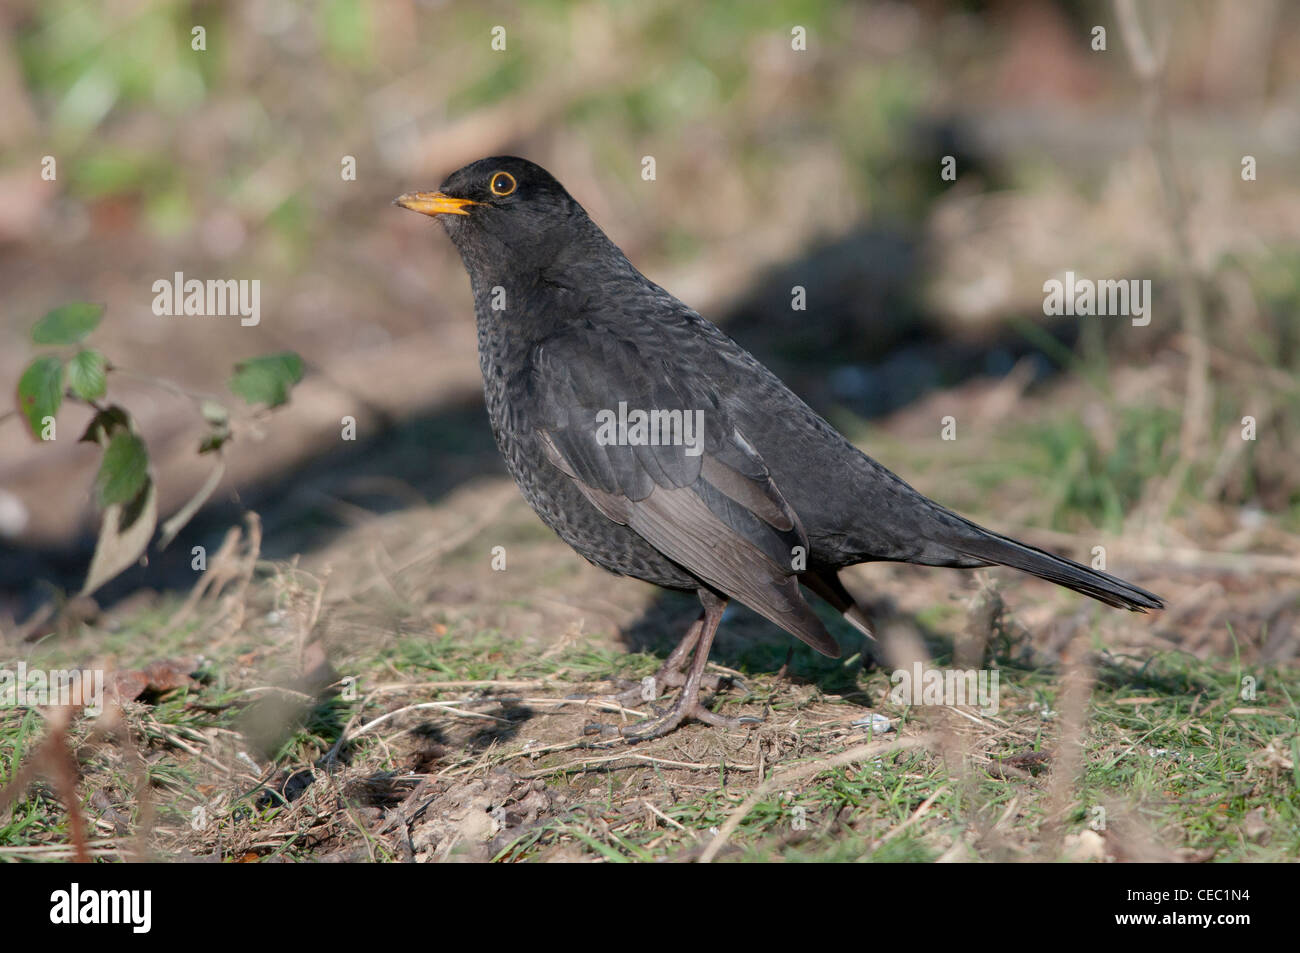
[583,702,764,743]
[612,671,736,708]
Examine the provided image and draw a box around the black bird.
[395,156,1164,740]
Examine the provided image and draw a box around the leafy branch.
[11,302,303,596]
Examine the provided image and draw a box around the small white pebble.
[852,713,894,733]
[0,490,29,539]
[1147,747,1184,760]
[1237,507,1266,530]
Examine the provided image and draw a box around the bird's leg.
[587,592,761,741]
[568,612,728,706]
[612,607,743,706]
[612,614,703,706]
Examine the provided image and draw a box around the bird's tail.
[942,523,1164,612]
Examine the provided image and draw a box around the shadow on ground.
[7,214,1090,676]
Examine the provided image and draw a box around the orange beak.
[393,191,480,216]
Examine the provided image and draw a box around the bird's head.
[394,156,594,279]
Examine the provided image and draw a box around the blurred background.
[2,0,1300,865]
[1,0,1298,655]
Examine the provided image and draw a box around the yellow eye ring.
[489,171,517,196]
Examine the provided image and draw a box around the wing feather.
[533,331,839,657]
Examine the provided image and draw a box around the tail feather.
[802,568,876,640]
[945,527,1164,612]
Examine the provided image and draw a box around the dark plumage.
[395,156,1164,739]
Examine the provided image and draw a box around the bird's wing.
[530,329,839,657]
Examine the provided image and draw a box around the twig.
[1114,0,1212,522]
[109,365,225,408]
[158,459,226,550]
[368,679,568,692]
[643,799,686,831]
[516,751,761,780]
[872,783,950,849]
[352,701,512,736]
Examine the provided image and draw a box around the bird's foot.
[612,668,738,708]
[583,699,762,742]
[561,671,734,711]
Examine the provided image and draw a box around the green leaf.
[94,431,149,507]
[80,404,131,444]
[16,356,65,439]
[31,302,104,346]
[66,348,108,400]
[229,352,303,408]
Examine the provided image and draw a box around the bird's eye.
[489,171,517,197]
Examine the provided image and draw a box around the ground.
[2,1,1298,864]
[4,373,1296,863]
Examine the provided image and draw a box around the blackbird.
[395,156,1164,740]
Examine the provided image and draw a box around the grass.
[3,362,1299,862]
[3,581,1296,862]
[4,349,1297,862]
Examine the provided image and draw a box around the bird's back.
[556,285,973,569]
